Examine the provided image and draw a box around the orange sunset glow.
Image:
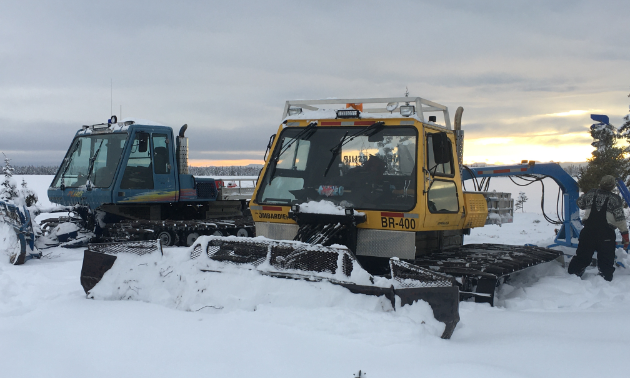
[189,159,264,167]
[463,132,596,165]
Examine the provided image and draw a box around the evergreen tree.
[515,192,528,212]
[1,152,19,202]
[577,116,630,192]
[615,92,630,187]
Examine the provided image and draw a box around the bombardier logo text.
[258,213,289,220]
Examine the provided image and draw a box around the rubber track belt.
[414,243,562,279]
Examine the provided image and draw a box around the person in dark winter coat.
[568,175,629,281]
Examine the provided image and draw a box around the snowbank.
[4,176,630,377]
[0,222,20,259]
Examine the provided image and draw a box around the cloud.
[1,0,628,166]
[547,110,590,117]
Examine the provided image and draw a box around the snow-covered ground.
[2,176,630,378]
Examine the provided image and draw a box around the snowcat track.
[414,243,563,304]
[102,217,255,245]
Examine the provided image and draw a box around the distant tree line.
[563,164,582,178]
[13,166,59,175]
[189,166,262,177]
[6,163,592,180]
[9,165,262,177]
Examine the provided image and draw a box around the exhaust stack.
[177,124,189,175]
[454,107,464,177]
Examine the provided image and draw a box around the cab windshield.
[256,126,417,211]
[52,133,128,188]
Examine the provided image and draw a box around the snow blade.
[193,236,460,339]
[80,240,162,293]
[81,236,460,339]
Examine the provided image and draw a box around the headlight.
[288,107,302,116]
[400,106,415,117]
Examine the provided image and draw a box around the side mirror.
[432,132,451,165]
[138,133,148,153]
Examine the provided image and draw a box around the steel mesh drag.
[294,223,346,246]
[203,239,354,277]
[272,248,340,275]
[206,239,269,266]
[191,244,203,259]
[390,259,455,288]
[88,240,162,256]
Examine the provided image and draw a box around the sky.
[1,0,629,167]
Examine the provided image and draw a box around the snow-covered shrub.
[1,153,38,207]
[20,179,38,207]
[1,153,19,202]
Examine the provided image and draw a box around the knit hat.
[599,175,616,191]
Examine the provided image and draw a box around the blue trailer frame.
[462,162,581,248]
[0,200,38,262]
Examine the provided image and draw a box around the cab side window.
[121,132,154,189]
[427,133,454,176]
[153,134,170,174]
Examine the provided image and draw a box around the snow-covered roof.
[75,117,168,136]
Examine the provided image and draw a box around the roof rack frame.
[283,97,451,129]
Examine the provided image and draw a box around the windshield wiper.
[268,121,317,181]
[323,122,385,177]
[278,121,317,156]
[324,131,348,177]
[59,140,83,190]
[84,140,104,190]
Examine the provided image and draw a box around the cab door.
[151,132,176,201]
[115,130,176,203]
[116,130,154,203]
[422,131,462,229]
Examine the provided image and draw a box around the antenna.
[110,79,113,116]
[120,105,122,120]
